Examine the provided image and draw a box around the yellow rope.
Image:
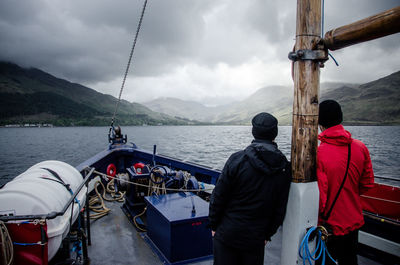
[88,181,110,219]
[93,170,213,193]
[148,173,167,196]
[133,207,147,232]
[105,177,126,202]
[0,220,13,265]
[88,178,126,220]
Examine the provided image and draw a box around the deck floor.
[87,200,381,265]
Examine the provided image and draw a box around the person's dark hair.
[252,112,278,141]
[318,100,343,128]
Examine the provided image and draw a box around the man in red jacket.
[317,100,374,265]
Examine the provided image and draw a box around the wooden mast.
[281,0,322,262]
[283,3,399,264]
[291,0,321,183]
[290,5,400,182]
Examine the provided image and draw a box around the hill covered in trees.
[0,62,194,126]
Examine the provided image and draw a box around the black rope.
[41,167,72,194]
[111,0,148,128]
[40,177,72,193]
[328,52,339,66]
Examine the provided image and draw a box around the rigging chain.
[111,0,148,128]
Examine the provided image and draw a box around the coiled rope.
[88,178,126,220]
[93,170,214,193]
[148,169,170,196]
[299,226,336,265]
[0,221,13,265]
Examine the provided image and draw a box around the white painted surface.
[359,231,400,258]
[281,181,319,265]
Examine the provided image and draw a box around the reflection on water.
[0,126,399,186]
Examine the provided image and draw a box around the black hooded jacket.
[209,139,291,249]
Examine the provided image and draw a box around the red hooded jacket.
[317,125,374,235]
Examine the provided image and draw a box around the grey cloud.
[0,0,42,25]
[245,1,285,42]
[130,0,213,75]
[0,0,214,83]
[323,0,400,33]
[0,0,398,97]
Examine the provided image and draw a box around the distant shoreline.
[1,123,400,128]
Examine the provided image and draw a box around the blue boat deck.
[87,199,380,265]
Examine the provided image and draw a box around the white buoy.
[0,160,87,260]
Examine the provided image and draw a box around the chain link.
[111,0,148,128]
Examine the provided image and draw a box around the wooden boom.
[324,6,400,51]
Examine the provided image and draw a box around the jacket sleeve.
[265,162,292,241]
[208,156,234,231]
[359,145,375,194]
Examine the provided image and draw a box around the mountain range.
[145,72,400,125]
[1,61,399,126]
[0,62,193,126]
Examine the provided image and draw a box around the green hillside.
[321,71,400,125]
[146,71,400,126]
[0,62,193,126]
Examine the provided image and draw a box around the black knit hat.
[318,100,343,128]
[251,112,278,140]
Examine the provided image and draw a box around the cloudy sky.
[0,0,399,106]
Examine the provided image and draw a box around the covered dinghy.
[0,160,87,262]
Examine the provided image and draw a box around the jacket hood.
[318,124,352,146]
[244,139,287,175]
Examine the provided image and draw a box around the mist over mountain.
[146,72,400,125]
[1,61,399,126]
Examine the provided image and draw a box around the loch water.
[0,126,399,186]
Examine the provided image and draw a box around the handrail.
[374,176,400,183]
[363,210,400,226]
[361,194,400,204]
[0,167,95,222]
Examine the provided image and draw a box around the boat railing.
[363,211,400,226]
[374,176,400,185]
[156,152,219,170]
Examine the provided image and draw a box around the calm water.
[0,126,399,186]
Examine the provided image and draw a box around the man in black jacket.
[209,112,291,265]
